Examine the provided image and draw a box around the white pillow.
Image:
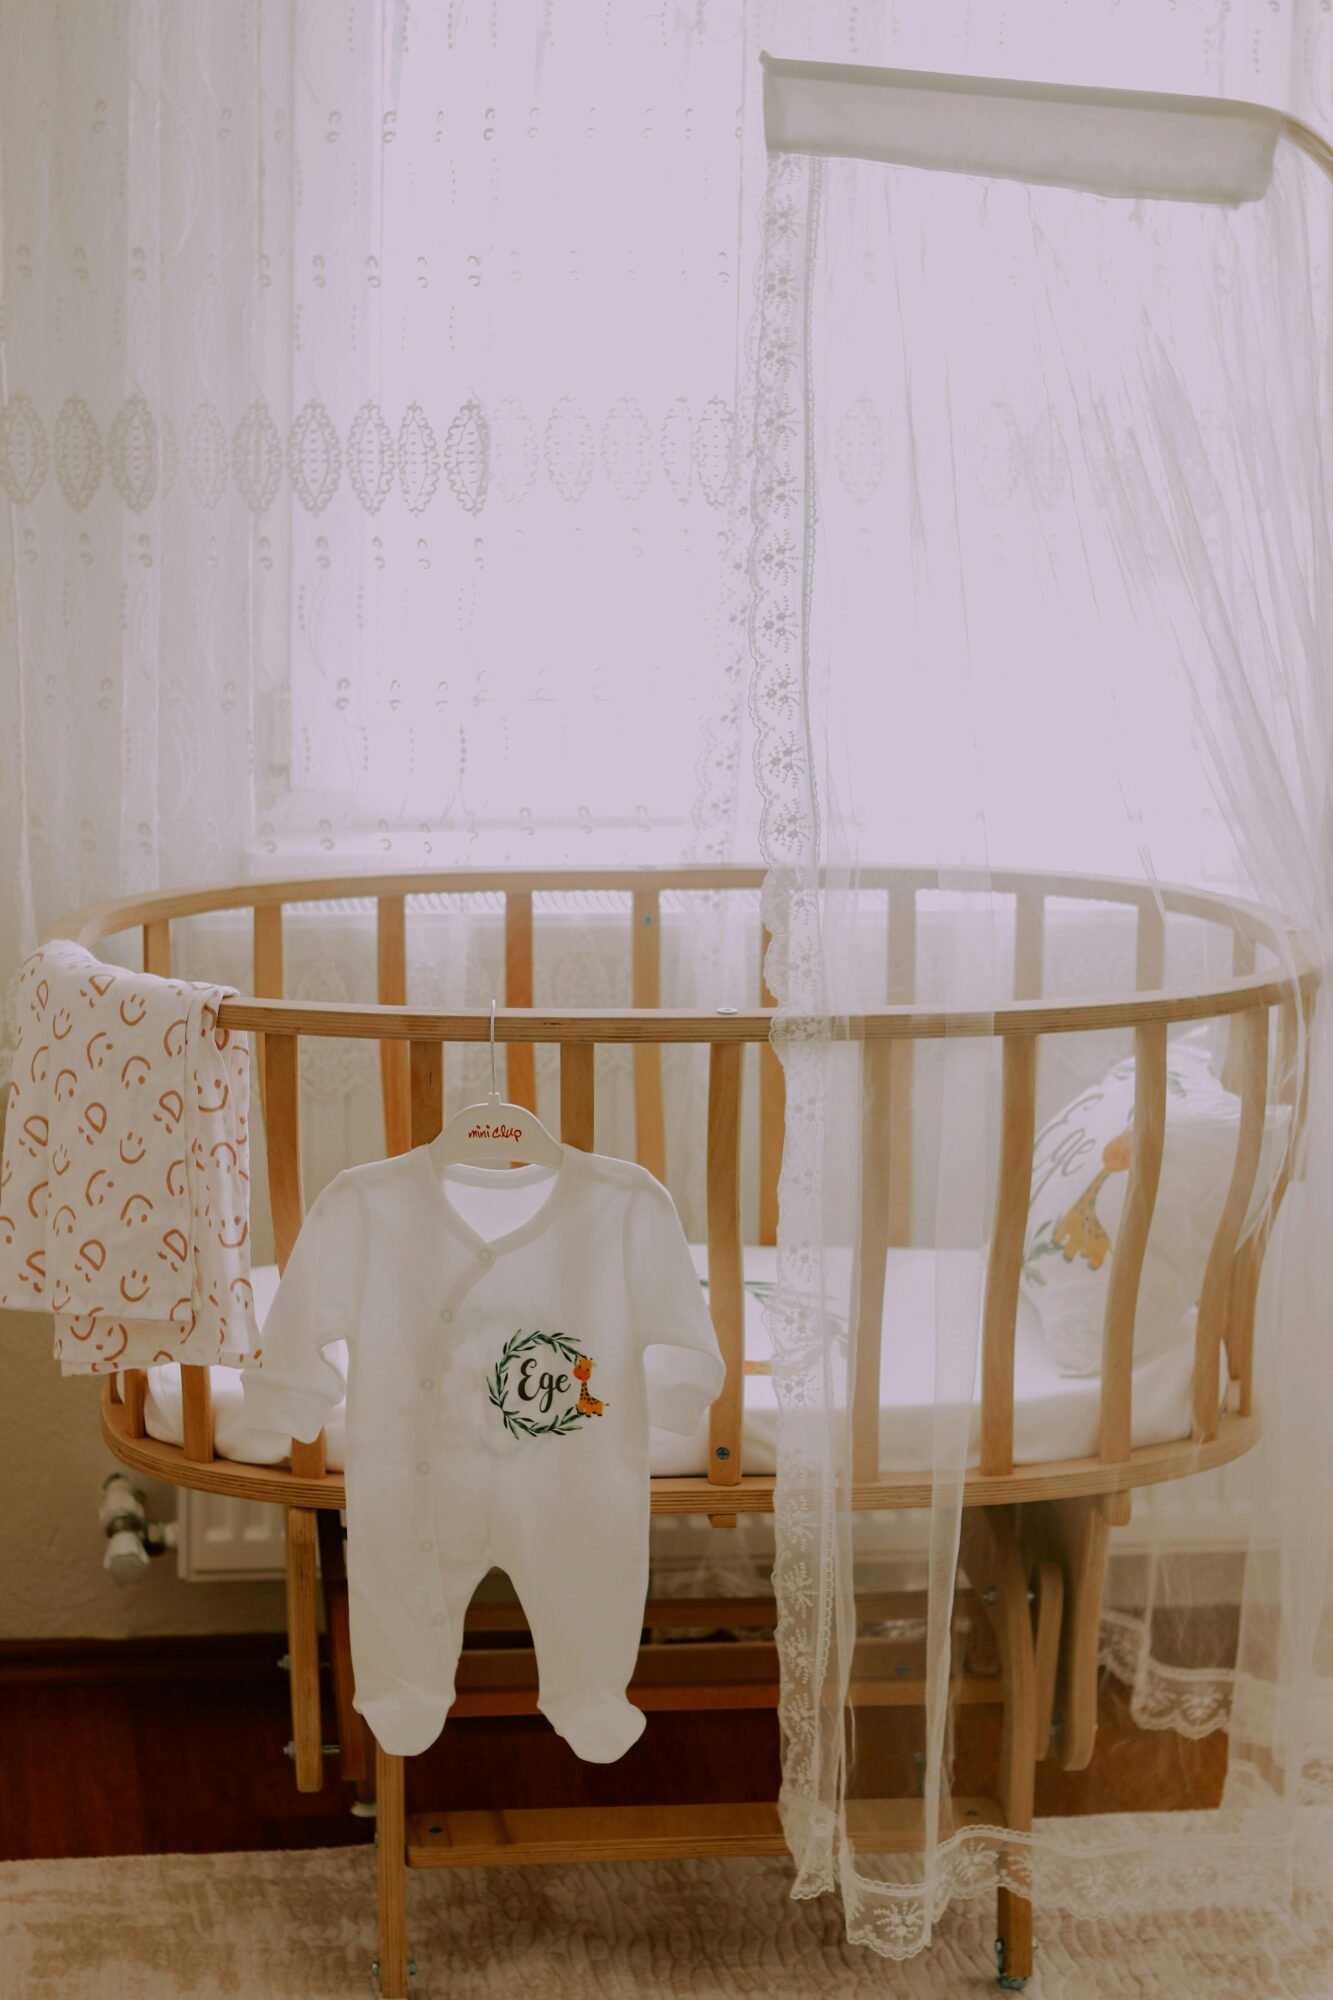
[1022,1034,1290,1378]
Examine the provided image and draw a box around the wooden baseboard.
[0,1632,296,1688]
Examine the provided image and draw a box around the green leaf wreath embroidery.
[487,1328,598,1439]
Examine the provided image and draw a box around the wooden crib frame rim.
[49,866,1316,1043]
[45,860,1310,926]
[99,1379,1258,1513]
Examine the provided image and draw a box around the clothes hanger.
[428,1000,564,1171]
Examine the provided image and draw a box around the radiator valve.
[98,1471,177,1584]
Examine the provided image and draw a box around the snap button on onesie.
[240,1145,726,1763]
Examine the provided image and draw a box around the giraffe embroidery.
[1051,1130,1132,1271]
[573,1354,605,1417]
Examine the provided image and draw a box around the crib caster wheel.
[995,1937,1030,1990]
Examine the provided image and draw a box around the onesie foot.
[543,1693,647,1763]
[356,1693,451,1759]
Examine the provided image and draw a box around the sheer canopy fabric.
[2,0,1333,1966]
[749,54,1333,1953]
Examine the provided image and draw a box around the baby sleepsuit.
[240,1145,725,1762]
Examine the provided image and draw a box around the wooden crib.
[57,865,1313,1995]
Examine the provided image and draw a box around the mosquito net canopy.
[743,51,1333,1956]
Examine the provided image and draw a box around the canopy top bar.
[760,52,1332,203]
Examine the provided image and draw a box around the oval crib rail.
[74,866,1314,1520]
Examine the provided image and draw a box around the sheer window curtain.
[7,0,1322,973]
[0,2,761,1223]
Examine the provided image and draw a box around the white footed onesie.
[240,1146,725,1762]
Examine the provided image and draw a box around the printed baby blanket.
[0,939,258,1373]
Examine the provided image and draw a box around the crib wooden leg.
[284,1506,324,1793]
[316,1509,369,1786]
[995,1885,1033,1990]
[962,1507,1036,1989]
[375,1737,409,1999]
[1022,1495,1113,1772]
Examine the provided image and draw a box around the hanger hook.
[490,997,498,1098]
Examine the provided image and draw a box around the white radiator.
[1117,1457,1258,1551]
[178,1459,1255,1586]
[176,1490,293,1582]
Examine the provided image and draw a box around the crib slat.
[252,903,283,1128]
[377,895,412,1157]
[1135,898,1165,991]
[853,1039,893,1483]
[1014,891,1045,1002]
[1122,896,1167,1506]
[121,1367,148,1438]
[560,1042,595,1152]
[1279,990,1302,1118]
[1295,984,1316,1163]
[265,1034,305,1274]
[253,903,284,995]
[887,889,916,1247]
[1194,1006,1268,1444]
[262,1032,326,1481]
[632,890,667,1181]
[1228,997,1298,1415]
[180,1363,214,1463]
[1117,893,1167,1502]
[758,925,784,1247]
[505,891,537,1114]
[1100,1020,1168,1487]
[706,1042,744,1503]
[1222,932,1257,1096]
[143,919,171,978]
[980,1036,1037,1479]
[408,1040,444,1147]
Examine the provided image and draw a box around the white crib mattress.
[140,1246,1209,1478]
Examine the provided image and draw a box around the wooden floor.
[0,1632,1226,1863]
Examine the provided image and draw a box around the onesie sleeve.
[240,1172,360,1444]
[626,1174,726,1437]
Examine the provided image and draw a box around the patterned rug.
[3,1838,1332,2000]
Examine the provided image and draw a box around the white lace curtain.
[0,0,762,1223]
[2,0,1325,965]
[0,0,757,982]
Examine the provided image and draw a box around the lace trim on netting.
[832,1798,1333,1959]
[746,151,843,1904]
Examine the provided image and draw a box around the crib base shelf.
[405,1797,1002,1869]
[449,1635,1005,1716]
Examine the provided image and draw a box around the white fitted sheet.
[140,1245,1211,1477]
